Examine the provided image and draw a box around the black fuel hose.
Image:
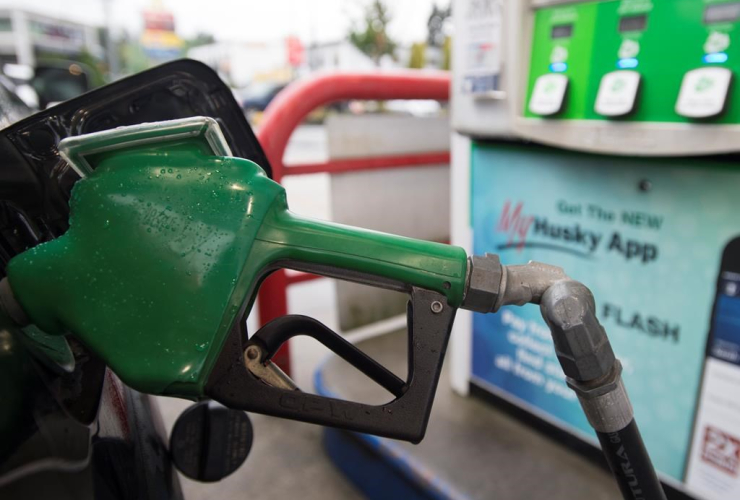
[596,420,667,500]
[535,278,666,500]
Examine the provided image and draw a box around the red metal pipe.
[285,151,450,176]
[285,271,322,285]
[257,70,451,181]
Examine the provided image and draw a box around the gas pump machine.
[451,1,740,499]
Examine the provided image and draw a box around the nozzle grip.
[206,287,456,443]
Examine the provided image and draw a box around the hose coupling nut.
[461,253,503,313]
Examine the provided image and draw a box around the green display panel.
[525,0,740,123]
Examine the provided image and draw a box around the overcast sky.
[0,0,448,45]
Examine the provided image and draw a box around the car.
[0,74,34,126]
[0,59,270,500]
[240,81,287,113]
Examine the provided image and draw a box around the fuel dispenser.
[451,1,740,499]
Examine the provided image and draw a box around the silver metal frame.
[58,116,233,178]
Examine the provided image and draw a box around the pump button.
[528,73,569,116]
[676,67,732,119]
[595,70,641,117]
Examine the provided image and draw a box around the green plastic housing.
[6,118,467,397]
[525,0,740,123]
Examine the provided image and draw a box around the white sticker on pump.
[676,67,733,118]
[528,74,568,116]
[595,70,641,117]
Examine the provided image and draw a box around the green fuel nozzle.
[0,119,668,497]
[2,118,467,439]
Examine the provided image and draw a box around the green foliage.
[119,40,151,75]
[442,36,451,71]
[35,50,107,88]
[74,50,107,87]
[408,42,427,69]
[407,2,451,70]
[348,0,397,64]
[183,33,216,52]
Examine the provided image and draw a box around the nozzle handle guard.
[207,286,456,443]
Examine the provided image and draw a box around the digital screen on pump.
[551,24,573,39]
[708,272,740,366]
[705,2,740,24]
[618,14,647,33]
[685,267,740,498]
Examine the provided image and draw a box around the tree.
[408,42,426,69]
[348,1,397,65]
[118,31,151,76]
[183,33,216,51]
[427,3,451,48]
[407,3,451,70]
[442,36,451,71]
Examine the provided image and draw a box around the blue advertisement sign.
[470,142,740,483]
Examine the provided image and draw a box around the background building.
[0,9,102,67]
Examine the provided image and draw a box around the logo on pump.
[611,78,627,93]
[550,45,568,64]
[695,76,715,93]
[618,39,640,59]
[494,200,659,264]
[704,31,730,54]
